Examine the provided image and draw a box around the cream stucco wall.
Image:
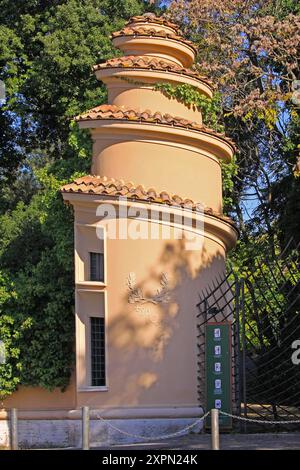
[88,127,225,212]
[3,378,76,410]
[112,37,195,68]
[63,195,237,411]
[96,70,212,123]
[106,82,203,123]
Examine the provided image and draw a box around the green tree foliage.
[0,0,146,398]
[0,0,143,162]
[168,0,300,253]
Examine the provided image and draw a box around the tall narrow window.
[90,252,104,282]
[90,317,106,386]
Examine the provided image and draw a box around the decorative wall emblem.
[127,272,171,305]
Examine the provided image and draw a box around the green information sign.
[205,322,232,429]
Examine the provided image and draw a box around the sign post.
[205,322,232,429]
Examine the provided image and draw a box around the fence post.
[82,406,90,450]
[211,409,220,450]
[10,408,18,450]
[240,279,247,433]
[234,275,241,423]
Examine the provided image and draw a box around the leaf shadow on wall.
[102,237,226,407]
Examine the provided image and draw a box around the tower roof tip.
[142,13,157,19]
[126,13,180,33]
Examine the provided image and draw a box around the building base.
[0,407,204,449]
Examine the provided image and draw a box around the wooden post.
[82,406,90,450]
[10,408,18,450]
[211,408,220,450]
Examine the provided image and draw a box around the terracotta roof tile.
[61,175,237,230]
[93,55,214,89]
[126,13,180,33]
[111,26,197,54]
[74,104,236,152]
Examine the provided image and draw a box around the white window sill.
[78,387,108,392]
[76,281,107,289]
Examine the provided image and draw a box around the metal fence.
[197,240,300,431]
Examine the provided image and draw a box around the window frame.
[90,316,106,387]
[89,252,105,283]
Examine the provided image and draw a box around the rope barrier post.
[82,406,90,450]
[211,409,220,450]
[10,408,18,450]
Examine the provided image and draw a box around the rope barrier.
[219,410,300,425]
[95,409,300,442]
[96,411,210,441]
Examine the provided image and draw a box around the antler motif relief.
[127,272,171,305]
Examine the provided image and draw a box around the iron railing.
[197,240,300,431]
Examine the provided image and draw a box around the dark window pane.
[90,252,104,282]
[90,317,106,387]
